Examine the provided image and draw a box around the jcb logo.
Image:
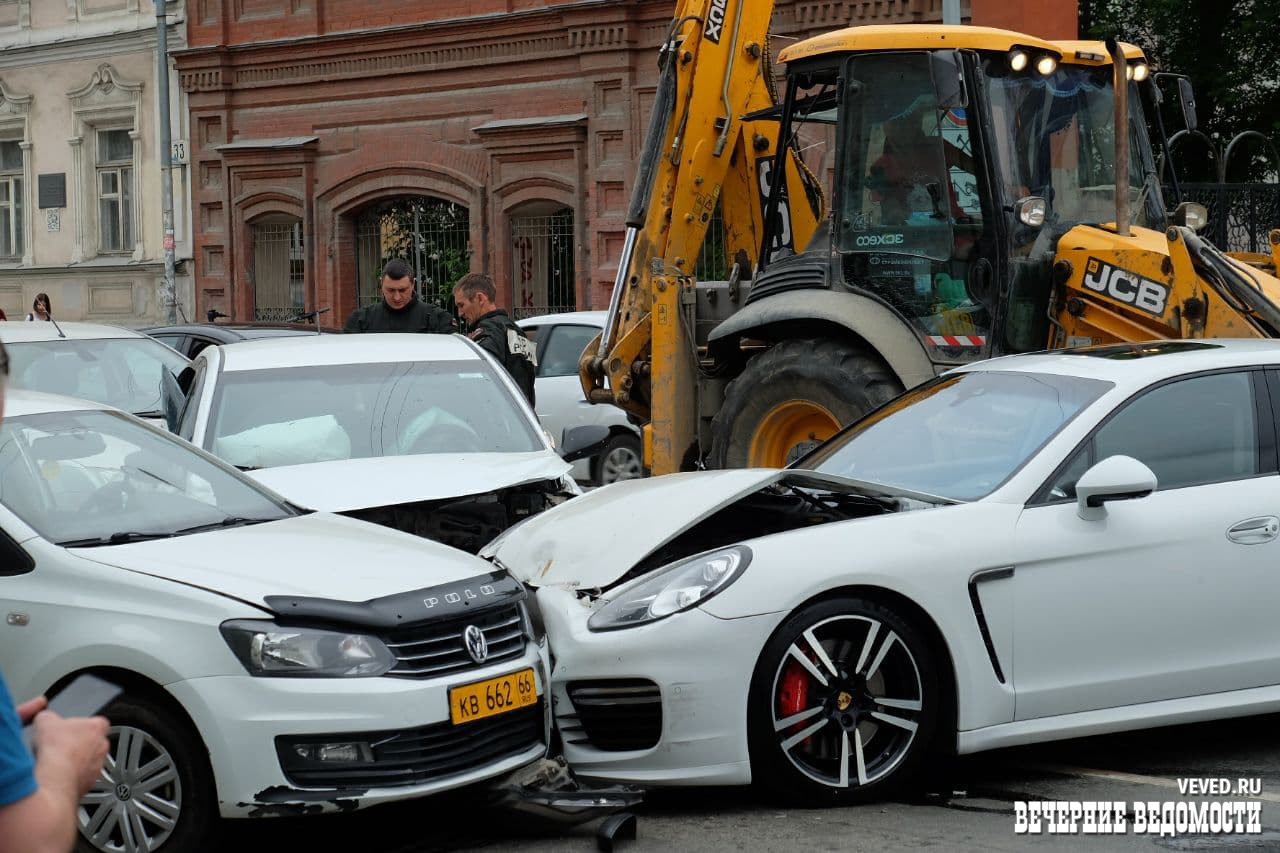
[855,233,905,248]
[704,0,727,43]
[1082,258,1169,317]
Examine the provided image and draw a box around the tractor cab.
[763,26,1163,365]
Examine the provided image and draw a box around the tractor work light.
[1009,50,1029,72]
[1131,62,1150,82]
[1036,55,1058,76]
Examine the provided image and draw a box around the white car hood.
[245,451,572,513]
[76,512,497,607]
[489,468,785,589]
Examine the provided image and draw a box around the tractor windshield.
[981,58,1165,230]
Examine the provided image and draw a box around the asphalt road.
[220,712,1280,852]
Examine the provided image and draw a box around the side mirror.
[559,424,611,463]
[1177,77,1198,133]
[1076,455,1157,521]
[160,368,189,433]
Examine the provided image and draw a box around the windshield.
[6,338,189,417]
[0,410,293,546]
[983,59,1165,229]
[206,361,544,470]
[798,371,1111,500]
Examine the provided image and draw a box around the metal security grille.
[511,208,576,319]
[694,202,729,281]
[252,221,304,322]
[356,197,470,311]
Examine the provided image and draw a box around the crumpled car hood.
[246,451,572,513]
[75,512,495,607]
[487,468,784,588]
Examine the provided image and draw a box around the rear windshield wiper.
[57,531,177,547]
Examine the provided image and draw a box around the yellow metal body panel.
[1051,224,1280,346]
[779,24,1061,64]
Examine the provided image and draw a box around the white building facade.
[0,0,191,324]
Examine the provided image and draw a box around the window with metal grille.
[251,220,304,322]
[96,128,132,253]
[356,197,470,311]
[694,201,729,281]
[0,140,22,259]
[510,207,575,319]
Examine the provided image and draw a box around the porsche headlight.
[220,620,395,677]
[587,546,751,632]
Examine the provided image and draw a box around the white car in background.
[2,321,190,425]
[486,340,1280,804]
[518,311,643,486]
[0,390,549,853]
[167,333,582,553]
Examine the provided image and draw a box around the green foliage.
[1081,0,1280,177]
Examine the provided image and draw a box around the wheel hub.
[113,783,132,802]
[748,400,840,468]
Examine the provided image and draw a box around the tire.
[76,697,217,853]
[593,433,644,485]
[747,596,938,806]
[708,338,902,469]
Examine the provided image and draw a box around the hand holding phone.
[21,674,121,751]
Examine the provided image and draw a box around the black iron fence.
[1171,182,1280,255]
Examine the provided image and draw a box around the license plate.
[450,667,538,725]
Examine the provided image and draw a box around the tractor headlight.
[587,546,751,631]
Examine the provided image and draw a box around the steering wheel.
[80,480,135,515]
[406,425,485,455]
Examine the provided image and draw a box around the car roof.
[1,388,113,418]
[956,340,1280,391]
[517,311,605,329]
[141,323,325,342]
[0,322,145,342]
[213,332,484,371]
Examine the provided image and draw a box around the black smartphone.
[21,674,121,750]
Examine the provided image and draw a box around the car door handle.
[1226,516,1280,545]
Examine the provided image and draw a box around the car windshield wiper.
[234,464,262,472]
[171,516,275,536]
[57,531,177,547]
[132,410,165,419]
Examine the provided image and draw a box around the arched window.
[355,196,470,310]
[509,204,575,318]
[250,215,303,321]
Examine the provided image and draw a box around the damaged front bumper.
[168,643,552,819]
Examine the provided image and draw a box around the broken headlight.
[587,546,752,632]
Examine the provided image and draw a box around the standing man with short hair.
[0,338,112,852]
[453,273,537,406]
[344,259,455,334]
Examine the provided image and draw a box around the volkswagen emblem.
[463,624,488,664]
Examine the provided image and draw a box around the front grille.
[382,603,526,679]
[561,679,662,752]
[278,702,545,788]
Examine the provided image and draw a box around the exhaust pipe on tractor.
[1106,37,1131,237]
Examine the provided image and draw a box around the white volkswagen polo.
[0,390,548,852]
[485,340,1280,804]
[168,333,580,554]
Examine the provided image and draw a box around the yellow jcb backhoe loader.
[582,3,1280,475]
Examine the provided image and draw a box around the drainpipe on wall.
[155,0,178,324]
[942,0,961,24]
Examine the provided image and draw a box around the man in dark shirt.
[452,272,536,406]
[344,259,455,334]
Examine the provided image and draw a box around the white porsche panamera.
[484,340,1280,803]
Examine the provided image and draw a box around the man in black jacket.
[452,272,536,406]
[344,259,455,334]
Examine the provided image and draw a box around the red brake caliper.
[778,660,810,722]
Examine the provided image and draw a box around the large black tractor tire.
[708,338,903,469]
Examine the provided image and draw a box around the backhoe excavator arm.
[580,0,821,474]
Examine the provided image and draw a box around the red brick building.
[174,0,1076,325]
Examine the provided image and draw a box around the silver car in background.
[518,311,643,486]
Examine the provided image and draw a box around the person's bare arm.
[0,711,110,853]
